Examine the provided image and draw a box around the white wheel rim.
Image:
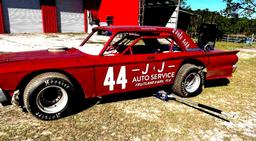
[36,86,68,114]
[184,72,201,93]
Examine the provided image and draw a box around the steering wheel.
[104,45,119,56]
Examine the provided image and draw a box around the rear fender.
[206,50,239,80]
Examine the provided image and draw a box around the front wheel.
[172,64,204,97]
[23,72,75,120]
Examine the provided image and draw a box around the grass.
[0,42,255,140]
[216,41,256,50]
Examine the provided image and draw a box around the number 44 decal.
[104,66,128,91]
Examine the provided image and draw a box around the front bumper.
[0,88,8,103]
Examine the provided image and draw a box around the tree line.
[182,0,256,35]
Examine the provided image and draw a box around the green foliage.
[180,0,190,9]
[184,8,256,35]
[216,41,256,50]
[182,0,256,35]
[223,0,256,17]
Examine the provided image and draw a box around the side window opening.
[127,38,163,55]
[158,38,182,53]
[129,37,182,55]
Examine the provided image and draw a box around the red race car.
[0,26,239,120]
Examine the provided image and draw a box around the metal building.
[0,0,179,33]
[0,0,87,33]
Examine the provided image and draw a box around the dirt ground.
[0,34,255,141]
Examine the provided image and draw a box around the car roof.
[93,26,173,32]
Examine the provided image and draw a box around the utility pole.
[175,0,181,29]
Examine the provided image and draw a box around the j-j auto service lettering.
[132,62,176,87]
[104,62,176,91]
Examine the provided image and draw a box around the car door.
[94,36,178,97]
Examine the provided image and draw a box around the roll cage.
[80,26,198,56]
[103,32,183,56]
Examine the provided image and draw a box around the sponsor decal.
[132,62,175,87]
[35,112,61,120]
[104,62,176,90]
[172,29,190,48]
[104,66,128,91]
[44,79,70,89]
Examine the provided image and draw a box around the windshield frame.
[79,31,95,46]
[79,29,117,56]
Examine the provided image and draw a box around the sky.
[186,0,227,12]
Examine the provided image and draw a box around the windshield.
[79,30,111,55]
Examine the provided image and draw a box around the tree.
[180,0,255,35]
[223,0,256,17]
[180,0,190,9]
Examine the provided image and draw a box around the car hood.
[0,48,81,63]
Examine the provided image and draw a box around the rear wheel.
[172,64,204,97]
[23,72,75,120]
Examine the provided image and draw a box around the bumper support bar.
[153,90,235,122]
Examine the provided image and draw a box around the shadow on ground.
[71,78,231,121]
[205,78,230,88]
[72,88,160,116]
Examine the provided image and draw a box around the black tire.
[23,72,75,120]
[172,64,204,97]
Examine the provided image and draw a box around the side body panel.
[94,51,209,96]
[0,49,96,98]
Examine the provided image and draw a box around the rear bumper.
[0,88,8,103]
[232,64,237,73]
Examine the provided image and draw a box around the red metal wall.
[41,0,58,33]
[83,0,88,32]
[0,0,4,33]
[97,0,139,25]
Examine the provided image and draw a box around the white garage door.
[2,0,43,33]
[56,0,84,33]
